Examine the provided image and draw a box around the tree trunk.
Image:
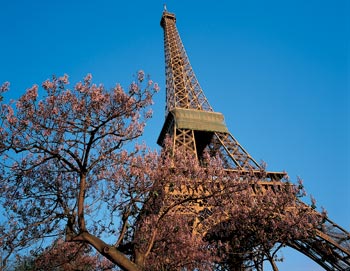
[77,173,87,231]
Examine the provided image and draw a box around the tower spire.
[160,9,212,114]
[158,9,265,172]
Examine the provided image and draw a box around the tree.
[0,73,158,270]
[0,75,323,271]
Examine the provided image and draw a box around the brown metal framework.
[158,9,350,270]
[159,11,263,172]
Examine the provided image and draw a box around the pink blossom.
[42,80,55,90]
[26,85,38,100]
[153,83,160,92]
[129,82,139,94]
[75,82,85,93]
[84,73,92,84]
[58,74,69,84]
[6,106,17,125]
[0,81,10,93]
[138,70,145,82]
[52,107,58,115]
[90,85,104,102]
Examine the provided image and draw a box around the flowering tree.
[0,73,158,270]
[0,75,322,271]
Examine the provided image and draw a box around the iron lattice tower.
[158,9,350,271]
[158,10,283,179]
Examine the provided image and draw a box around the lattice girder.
[289,217,350,271]
[212,132,261,170]
[173,128,197,157]
[161,11,212,114]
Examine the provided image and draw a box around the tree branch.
[72,231,141,271]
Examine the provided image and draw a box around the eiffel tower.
[157,8,350,271]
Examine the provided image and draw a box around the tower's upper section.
[158,9,283,173]
[160,10,212,115]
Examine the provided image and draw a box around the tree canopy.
[0,74,323,271]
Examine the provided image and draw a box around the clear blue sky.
[1,1,349,270]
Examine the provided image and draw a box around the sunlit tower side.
[158,10,283,178]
